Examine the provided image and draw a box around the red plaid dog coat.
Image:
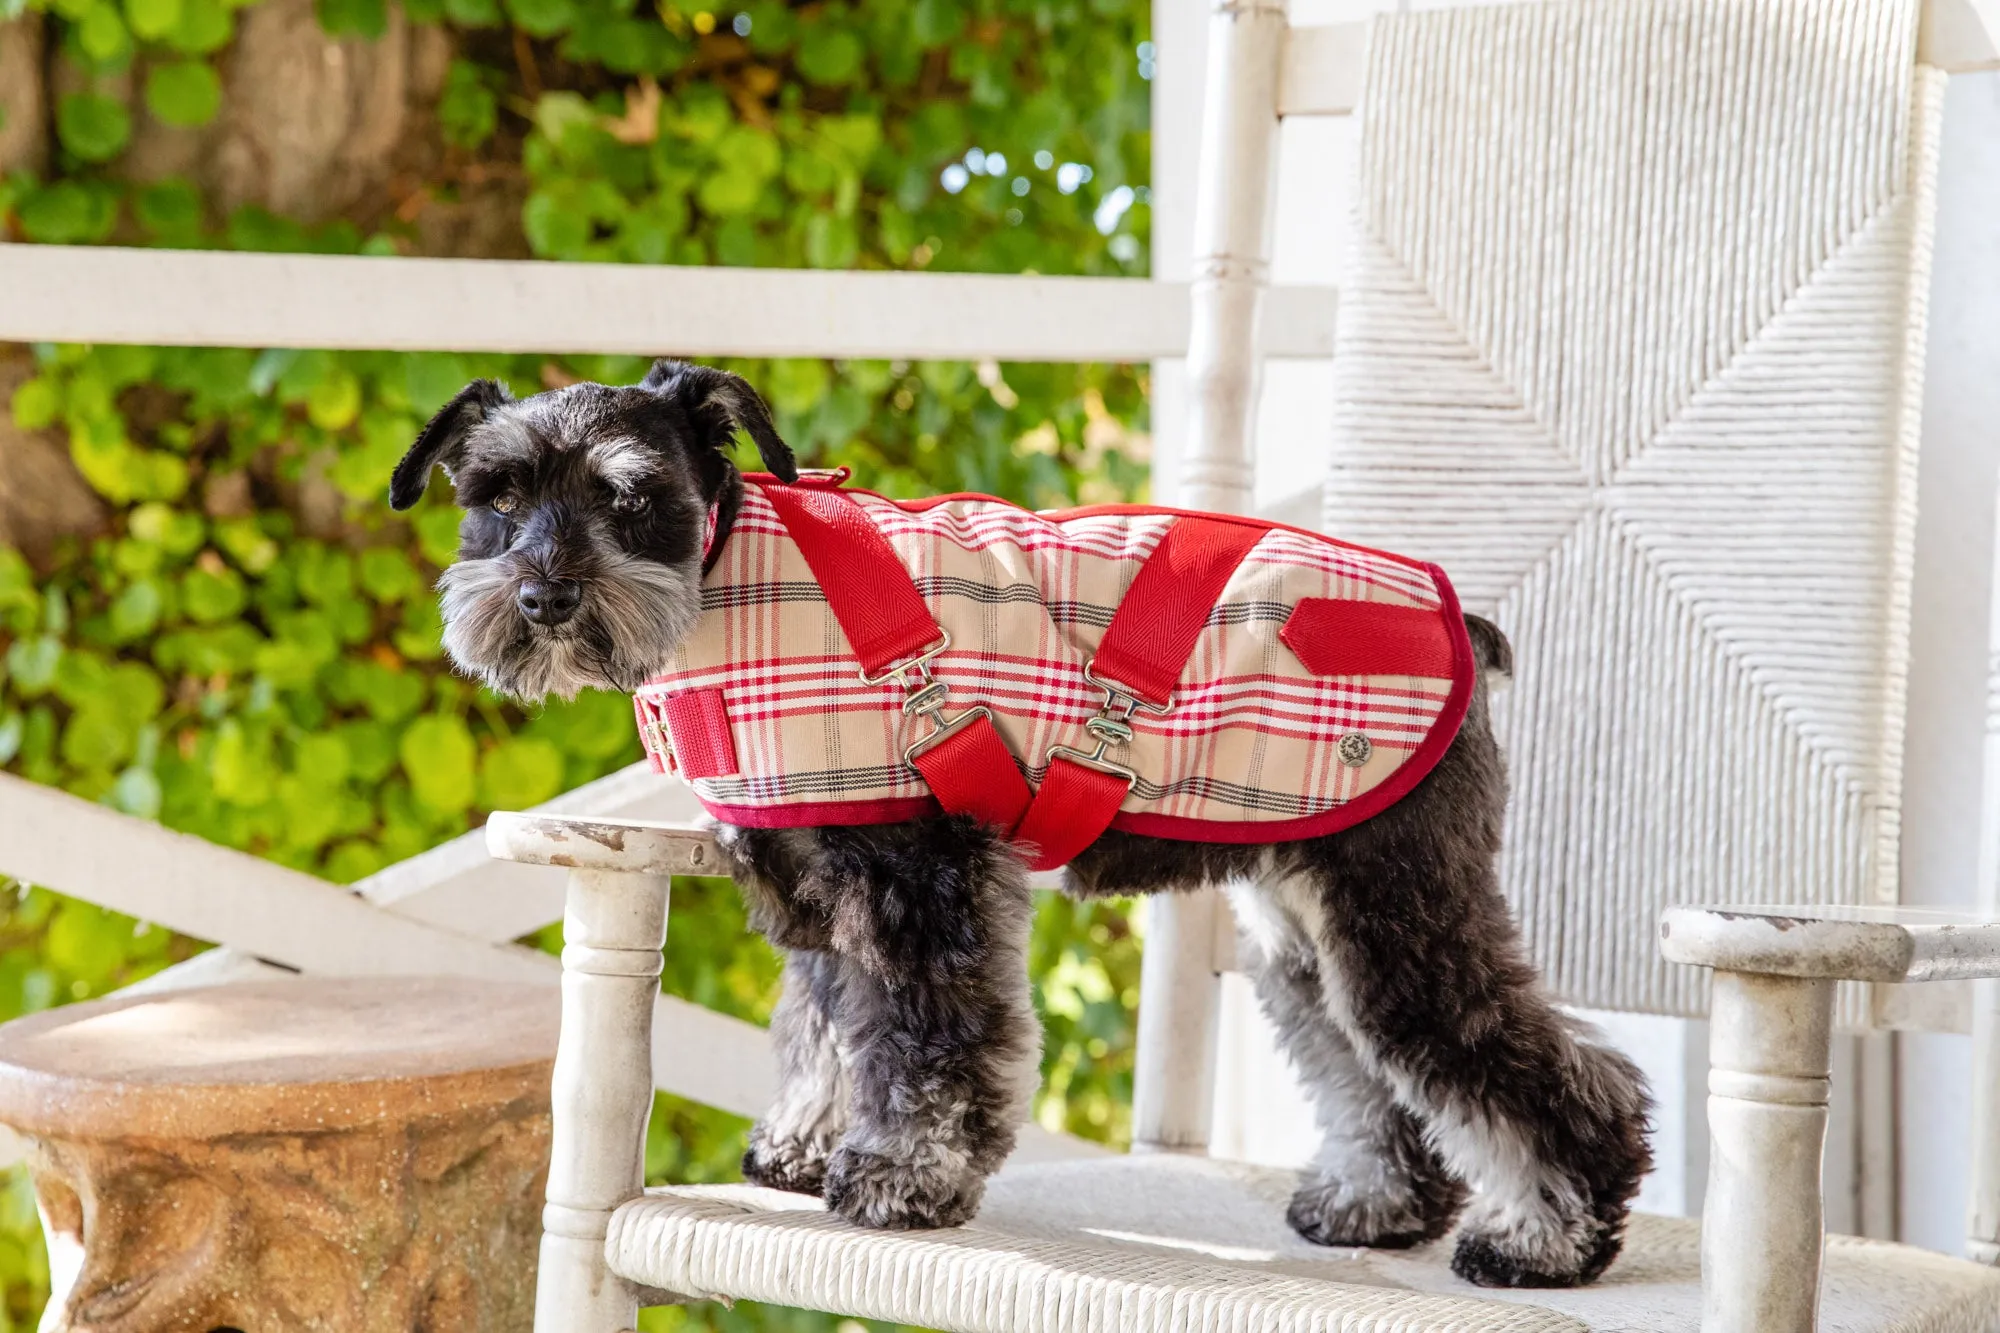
[635,472,1474,870]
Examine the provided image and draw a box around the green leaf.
[911,0,963,46]
[210,720,275,805]
[56,93,132,164]
[108,765,163,819]
[165,0,232,53]
[77,1,133,62]
[10,378,59,432]
[5,637,61,695]
[437,60,498,149]
[314,0,386,37]
[306,368,362,430]
[124,0,182,40]
[358,547,420,603]
[479,737,565,809]
[144,60,222,127]
[135,178,205,241]
[414,508,464,568]
[108,579,164,640]
[399,712,476,814]
[441,0,499,26]
[505,0,572,37]
[181,564,248,622]
[796,26,863,85]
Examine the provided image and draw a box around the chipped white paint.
[1660,905,2000,984]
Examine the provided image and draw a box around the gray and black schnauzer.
[390,360,1653,1289]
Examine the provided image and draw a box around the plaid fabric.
[635,482,1472,841]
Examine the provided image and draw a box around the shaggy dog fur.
[391,360,1654,1289]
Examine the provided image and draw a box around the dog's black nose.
[518,578,581,626]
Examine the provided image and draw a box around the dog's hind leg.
[742,949,849,1195]
[813,818,1042,1230]
[1274,715,1652,1288]
[1229,879,1466,1248]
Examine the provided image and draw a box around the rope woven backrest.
[1322,0,1944,1020]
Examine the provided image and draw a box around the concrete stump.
[0,977,559,1333]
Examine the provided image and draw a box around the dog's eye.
[491,494,519,515]
[613,492,650,515]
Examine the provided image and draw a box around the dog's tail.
[1463,613,1513,679]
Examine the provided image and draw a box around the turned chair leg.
[536,869,669,1333]
[1701,970,1835,1333]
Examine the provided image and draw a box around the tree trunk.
[0,353,108,570]
[0,15,48,178]
[118,0,452,226]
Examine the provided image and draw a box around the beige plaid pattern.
[637,485,1467,838]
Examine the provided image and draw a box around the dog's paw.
[741,1126,831,1197]
[1287,1170,1464,1250]
[1448,1212,1620,1289]
[823,1146,983,1230]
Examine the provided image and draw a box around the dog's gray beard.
[436,552,700,701]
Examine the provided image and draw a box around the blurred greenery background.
[0,0,1153,1324]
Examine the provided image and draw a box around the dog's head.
[389,359,796,700]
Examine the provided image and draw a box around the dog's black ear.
[642,359,798,483]
[1464,613,1513,680]
[390,379,512,510]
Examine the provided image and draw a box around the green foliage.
[0,0,1156,1325]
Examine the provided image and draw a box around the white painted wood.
[1702,971,1836,1333]
[0,771,552,985]
[1660,905,2000,984]
[1920,0,2000,70]
[536,868,668,1333]
[0,246,1338,362]
[1131,0,1288,1158]
[1970,479,2000,1265]
[1901,65,2000,1260]
[1276,23,1365,116]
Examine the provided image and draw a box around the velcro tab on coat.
[1280,599,1457,678]
[660,687,739,778]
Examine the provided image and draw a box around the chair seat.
[606,1154,2000,1333]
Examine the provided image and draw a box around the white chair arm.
[1660,903,2000,983]
[487,812,721,876]
[1660,903,2000,1330]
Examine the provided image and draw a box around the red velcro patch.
[1281,599,1457,679]
[661,688,739,779]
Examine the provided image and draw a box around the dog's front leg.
[813,818,1042,1230]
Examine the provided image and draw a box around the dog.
[390,359,1653,1289]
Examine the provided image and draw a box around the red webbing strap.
[1010,758,1132,872]
[1091,517,1267,707]
[758,476,1036,831]
[756,479,943,676]
[909,721,1033,832]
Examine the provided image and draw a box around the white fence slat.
[0,771,548,984]
[0,246,1338,362]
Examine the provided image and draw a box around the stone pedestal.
[0,977,558,1333]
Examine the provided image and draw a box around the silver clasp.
[862,632,996,766]
[1045,658,1171,784]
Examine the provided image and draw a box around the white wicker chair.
[486,1,2000,1330]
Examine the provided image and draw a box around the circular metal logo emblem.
[1336,734,1374,768]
